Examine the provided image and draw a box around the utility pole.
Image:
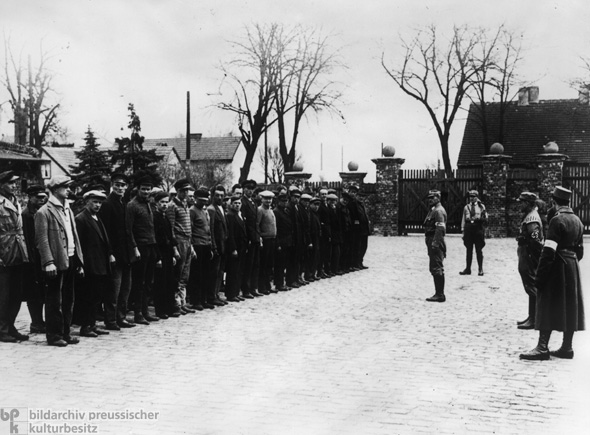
[264,121,268,184]
[186,91,191,166]
[28,55,34,149]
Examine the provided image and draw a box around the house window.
[41,162,51,179]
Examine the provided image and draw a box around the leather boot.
[518,296,536,329]
[460,250,472,275]
[426,275,446,302]
[520,330,551,360]
[476,251,484,276]
[550,330,574,359]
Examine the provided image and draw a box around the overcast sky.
[1,0,590,182]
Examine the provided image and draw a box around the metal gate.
[563,165,590,232]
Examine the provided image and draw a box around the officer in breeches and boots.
[459,190,487,276]
[424,190,447,303]
[515,192,544,330]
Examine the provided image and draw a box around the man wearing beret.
[35,175,84,346]
[75,190,116,336]
[520,186,585,360]
[167,178,195,314]
[240,179,262,298]
[21,185,48,334]
[0,171,30,343]
[126,174,159,324]
[515,191,544,330]
[424,190,447,302]
[459,190,488,276]
[98,173,136,328]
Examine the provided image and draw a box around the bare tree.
[382,25,480,178]
[257,144,303,184]
[466,26,523,153]
[275,26,344,172]
[1,37,60,150]
[216,23,284,183]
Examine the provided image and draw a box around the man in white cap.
[35,175,84,346]
[520,186,585,360]
[75,190,116,336]
[0,171,30,343]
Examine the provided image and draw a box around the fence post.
[482,154,512,237]
[371,156,405,236]
[535,153,568,203]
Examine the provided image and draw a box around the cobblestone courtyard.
[1,235,589,434]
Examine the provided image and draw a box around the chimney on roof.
[579,85,590,105]
[528,86,539,104]
[189,133,202,140]
[518,87,529,106]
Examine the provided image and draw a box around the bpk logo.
[0,408,28,434]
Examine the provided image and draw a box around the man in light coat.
[35,175,84,346]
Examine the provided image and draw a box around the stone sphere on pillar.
[347,161,359,171]
[292,162,304,172]
[489,142,504,154]
[543,141,559,153]
[382,145,396,157]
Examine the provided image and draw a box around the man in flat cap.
[459,190,488,276]
[225,195,248,301]
[35,175,84,346]
[21,185,48,334]
[75,190,115,336]
[273,192,293,291]
[347,184,370,270]
[126,174,159,324]
[0,171,30,343]
[188,188,216,310]
[308,197,322,279]
[98,172,135,328]
[317,188,332,278]
[286,187,305,288]
[257,190,277,294]
[515,191,544,330]
[424,190,447,302]
[520,186,585,360]
[240,179,262,298]
[167,178,195,314]
[208,185,229,306]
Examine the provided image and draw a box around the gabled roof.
[140,142,181,161]
[143,135,241,162]
[41,146,79,175]
[458,99,590,167]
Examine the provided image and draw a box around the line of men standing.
[0,169,370,346]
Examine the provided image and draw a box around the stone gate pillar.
[482,153,512,237]
[371,155,405,236]
[339,161,367,188]
[535,152,568,203]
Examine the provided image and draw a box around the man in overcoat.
[520,186,585,360]
[0,171,29,343]
[35,175,84,346]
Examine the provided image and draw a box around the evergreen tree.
[109,103,162,185]
[70,127,111,190]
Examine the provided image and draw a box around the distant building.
[458,86,590,168]
[0,140,49,189]
[40,144,78,179]
[143,133,244,184]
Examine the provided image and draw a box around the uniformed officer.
[424,190,447,302]
[459,190,487,276]
[520,186,585,360]
[515,192,544,330]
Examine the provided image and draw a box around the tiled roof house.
[41,145,79,179]
[458,87,590,168]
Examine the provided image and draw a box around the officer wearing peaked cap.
[424,190,447,302]
[459,190,487,276]
[520,186,585,360]
[515,191,544,330]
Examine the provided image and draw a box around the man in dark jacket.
[240,179,262,298]
[318,188,332,278]
[424,190,447,303]
[21,184,48,334]
[153,191,179,318]
[225,195,248,301]
[347,184,370,269]
[308,197,322,280]
[75,190,115,336]
[273,193,293,291]
[126,174,159,325]
[286,188,305,288]
[327,193,342,275]
[520,186,585,360]
[207,185,229,306]
[98,173,135,329]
